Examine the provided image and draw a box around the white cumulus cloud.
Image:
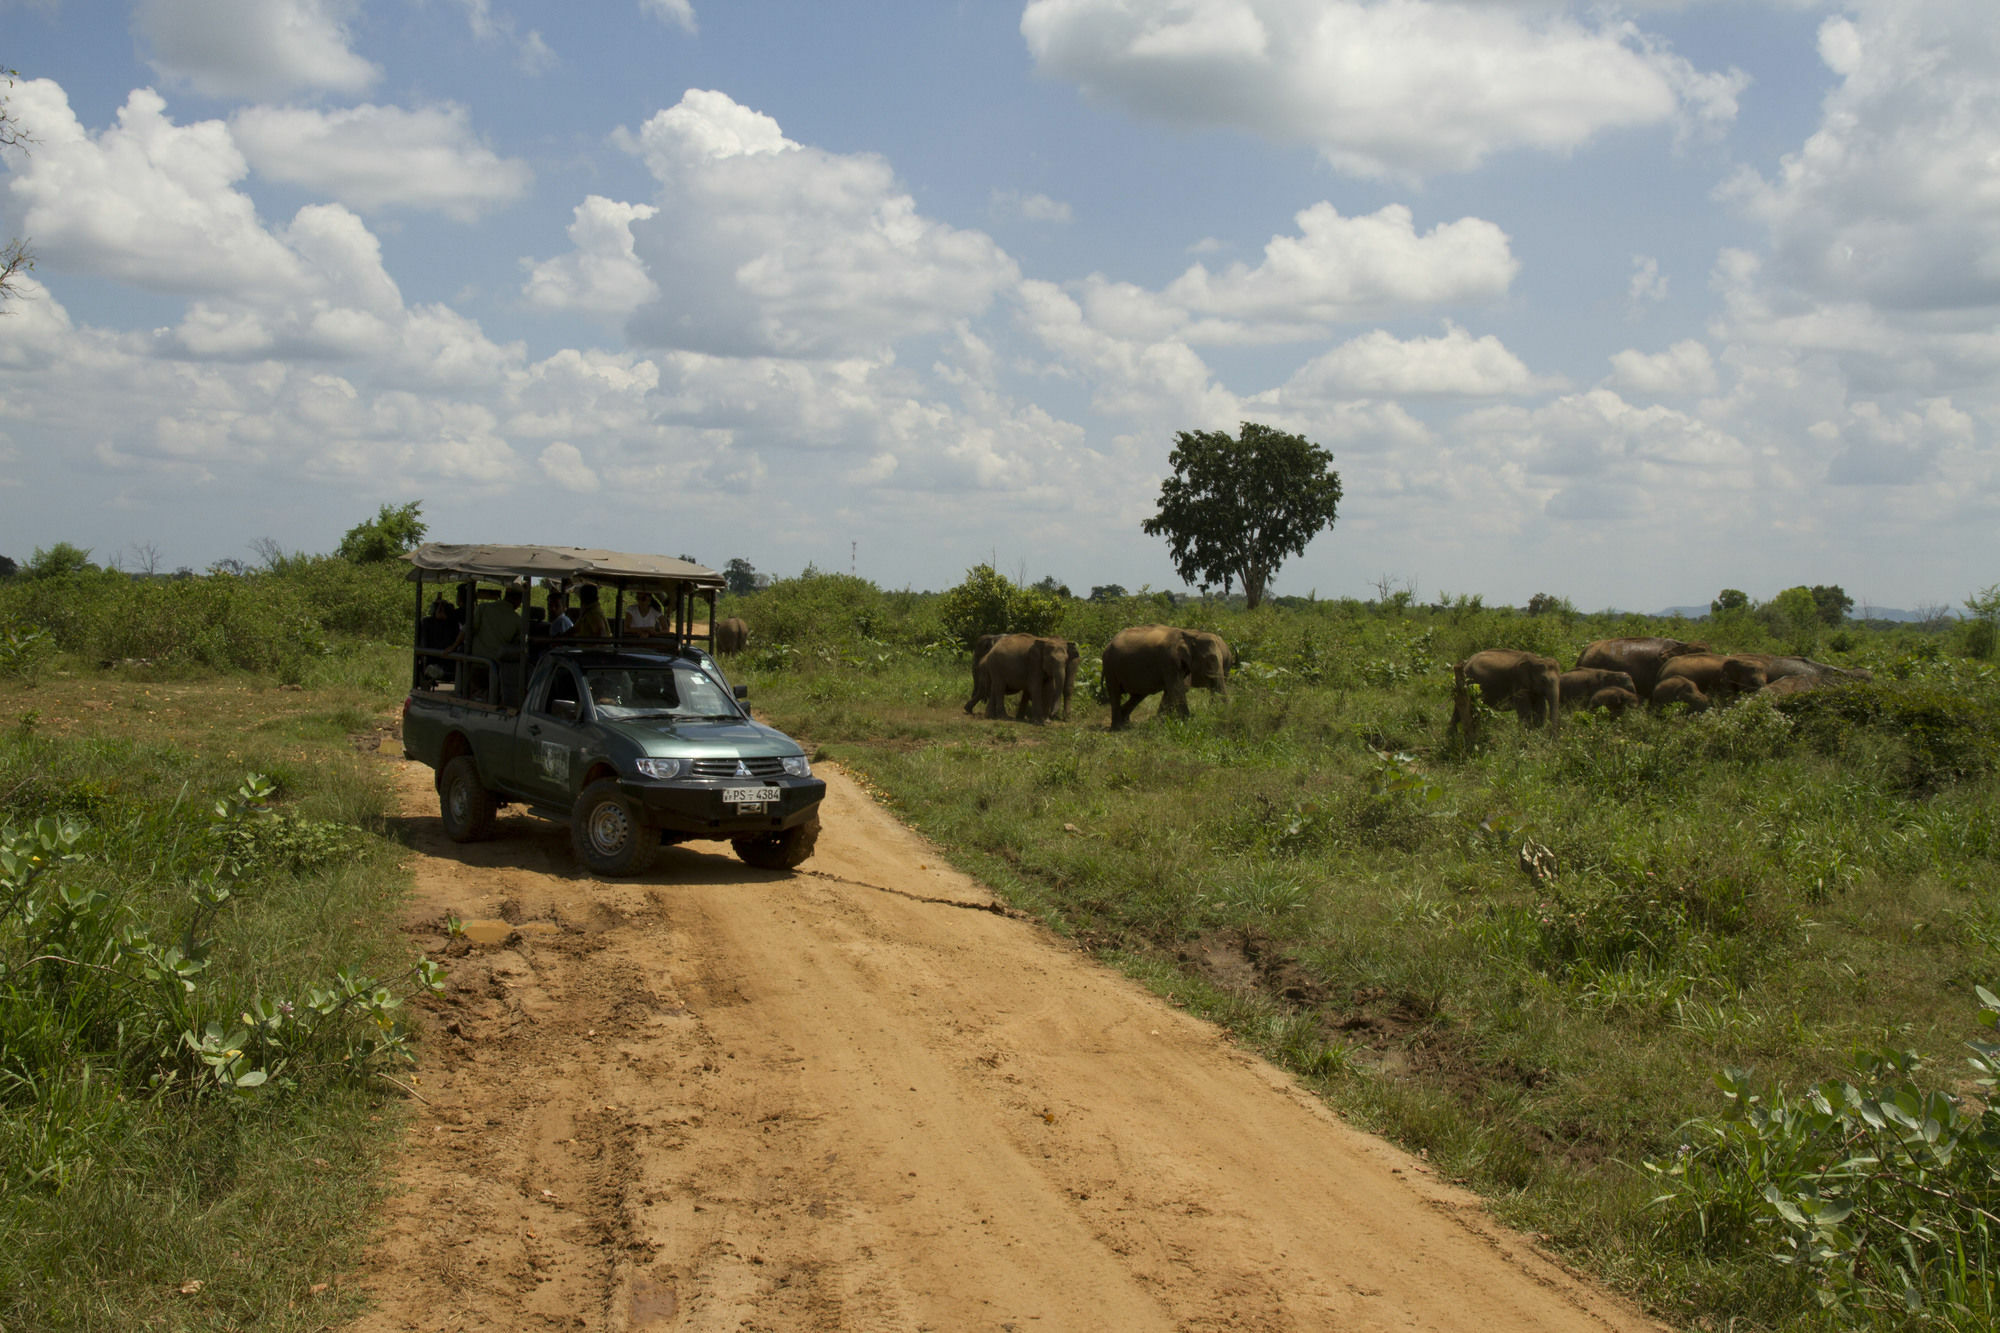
[616,90,1019,359]
[1608,340,1718,397]
[522,197,662,315]
[1285,323,1553,398]
[538,442,602,492]
[1021,0,1746,179]
[230,104,533,221]
[135,0,379,100]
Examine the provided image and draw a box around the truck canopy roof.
[403,544,724,591]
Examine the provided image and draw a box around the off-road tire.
[439,756,498,843]
[732,817,820,871]
[571,778,659,876]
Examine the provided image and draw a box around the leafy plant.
[1648,988,2000,1321]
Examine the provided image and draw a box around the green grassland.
[3,558,1999,1329]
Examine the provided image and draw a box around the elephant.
[1452,650,1562,735]
[1049,638,1081,721]
[1651,676,1710,712]
[1735,654,1871,684]
[1656,653,1768,703]
[715,617,748,655]
[1590,686,1642,716]
[1758,673,1822,699]
[1184,630,1237,697]
[1102,625,1226,730]
[1574,637,1710,700]
[1559,667,1637,709]
[964,633,1065,723]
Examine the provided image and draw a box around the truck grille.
[690,756,788,779]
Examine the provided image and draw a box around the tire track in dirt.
[350,746,1666,1332]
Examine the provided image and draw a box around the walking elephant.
[1184,630,1237,697]
[1574,637,1710,700]
[964,633,1065,723]
[1656,653,1767,703]
[1049,638,1081,720]
[715,617,748,655]
[1452,650,1562,735]
[1101,625,1225,730]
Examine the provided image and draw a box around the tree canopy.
[1141,422,1342,609]
[723,557,759,596]
[336,501,427,564]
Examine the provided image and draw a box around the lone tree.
[723,557,759,596]
[337,501,427,563]
[1141,422,1341,609]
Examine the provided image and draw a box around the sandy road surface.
[353,748,1664,1333]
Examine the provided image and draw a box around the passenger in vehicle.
[624,589,665,638]
[467,586,524,701]
[572,585,610,639]
[544,589,575,638]
[415,597,459,688]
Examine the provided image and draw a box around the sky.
[1,0,1995,612]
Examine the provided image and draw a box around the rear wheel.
[571,778,658,876]
[439,756,497,842]
[732,817,820,871]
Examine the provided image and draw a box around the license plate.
[724,786,781,805]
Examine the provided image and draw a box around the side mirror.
[550,699,580,723]
[734,685,750,700]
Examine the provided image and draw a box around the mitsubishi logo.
[733,761,752,778]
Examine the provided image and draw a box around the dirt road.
[353,750,1664,1332]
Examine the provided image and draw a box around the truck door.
[511,661,591,807]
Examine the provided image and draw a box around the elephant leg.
[964,665,985,714]
[987,677,1009,719]
[1164,678,1190,719]
[1110,690,1133,730]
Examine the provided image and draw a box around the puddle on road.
[456,919,562,946]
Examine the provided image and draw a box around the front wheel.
[439,755,498,843]
[732,817,820,871]
[571,779,659,876]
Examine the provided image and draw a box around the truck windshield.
[584,664,742,721]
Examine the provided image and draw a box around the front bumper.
[621,775,827,836]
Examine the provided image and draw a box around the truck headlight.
[781,755,811,778]
[634,758,685,780]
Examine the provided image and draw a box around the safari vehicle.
[398,544,824,876]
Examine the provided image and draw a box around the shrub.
[935,564,1067,649]
[1776,679,2000,791]
[1648,989,2000,1323]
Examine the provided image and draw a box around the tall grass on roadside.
[0,557,410,681]
[0,709,419,1331]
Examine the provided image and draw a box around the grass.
[4,556,1996,1329]
[0,653,415,1331]
[738,637,2000,1331]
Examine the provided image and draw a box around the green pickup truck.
[398,544,824,876]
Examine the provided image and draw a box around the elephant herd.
[964,625,1236,730]
[1451,636,1872,736]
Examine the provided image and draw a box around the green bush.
[1649,990,2000,1323]
[936,564,1066,649]
[1776,679,2000,791]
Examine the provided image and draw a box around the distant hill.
[1658,605,1941,623]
